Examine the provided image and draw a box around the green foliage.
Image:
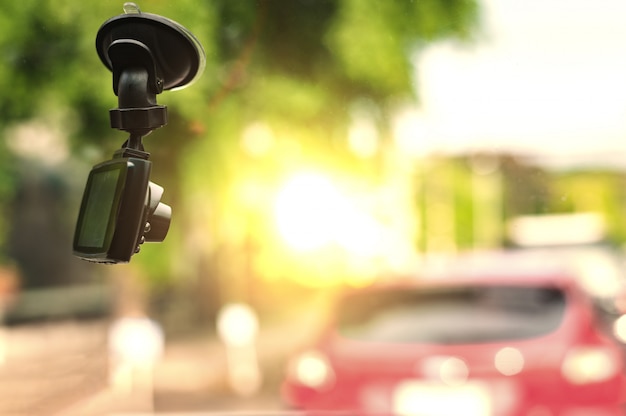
[326,0,478,96]
[0,0,481,151]
[0,0,481,287]
[0,1,114,133]
[412,157,626,250]
[3,0,625,301]
[552,172,626,243]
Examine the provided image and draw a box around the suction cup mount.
[95,3,205,157]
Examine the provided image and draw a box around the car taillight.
[561,346,620,385]
[288,350,335,390]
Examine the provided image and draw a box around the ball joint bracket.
[95,3,205,153]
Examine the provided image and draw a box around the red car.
[281,253,626,415]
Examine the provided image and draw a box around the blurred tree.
[0,1,218,283]
[5,0,626,332]
[6,163,97,288]
[146,0,481,285]
[500,156,552,218]
[0,0,480,324]
[552,171,626,244]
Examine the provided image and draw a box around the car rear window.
[336,285,567,343]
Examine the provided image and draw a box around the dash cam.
[73,3,204,264]
[73,157,170,263]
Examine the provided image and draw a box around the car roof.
[370,250,590,291]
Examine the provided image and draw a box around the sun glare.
[271,171,420,287]
[274,172,384,255]
[274,172,343,252]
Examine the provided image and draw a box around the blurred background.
[2,0,626,414]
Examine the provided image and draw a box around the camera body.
[73,156,170,264]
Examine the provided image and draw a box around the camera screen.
[75,164,125,250]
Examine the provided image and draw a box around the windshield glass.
[4,1,626,414]
[337,286,567,343]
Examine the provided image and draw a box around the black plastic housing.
[73,157,164,263]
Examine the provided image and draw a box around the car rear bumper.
[282,376,626,416]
